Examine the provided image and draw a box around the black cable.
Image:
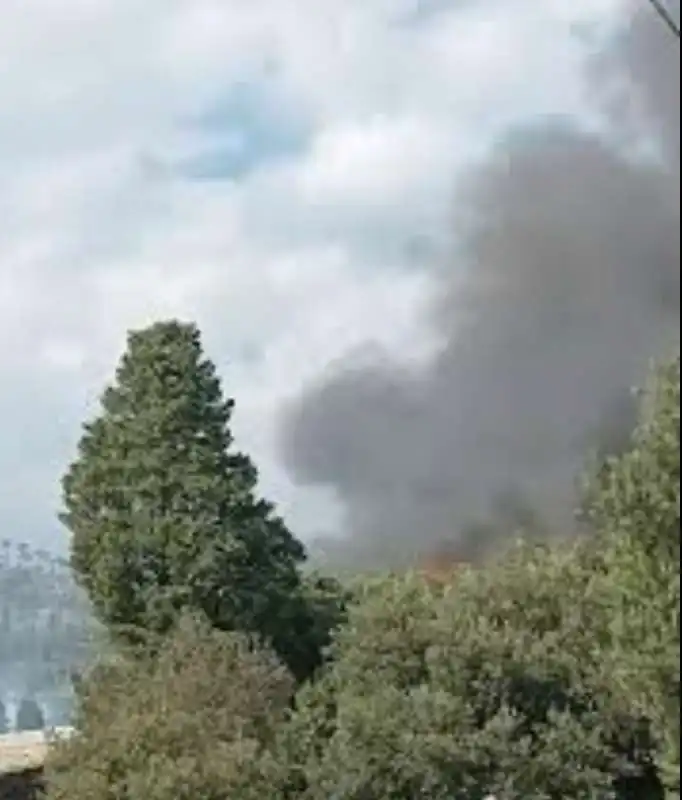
[646,0,681,39]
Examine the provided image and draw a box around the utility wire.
[646,0,681,39]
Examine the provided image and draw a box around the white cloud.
[297,115,452,206]
[0,0,625,552]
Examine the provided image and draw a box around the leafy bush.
[44,349,678,799]
[585,353,680,798]
[267,354,678,800]
[44,614,294,800]
[272,544,662,799]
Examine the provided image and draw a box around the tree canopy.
[49,335,679,799]
[60,319,342,682]
[584,353,680,795]
[45,614,294,800]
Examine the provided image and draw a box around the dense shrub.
[44,352,678,799]
[44,614,295,800]
[271,547,660,799]
[585,353,680,797]
[265,354,679,799]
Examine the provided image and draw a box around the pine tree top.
[59,319,310,661]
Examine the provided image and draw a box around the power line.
[646,0,681,39]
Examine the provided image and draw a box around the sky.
[280,0,680,568]
[0,0,665,557]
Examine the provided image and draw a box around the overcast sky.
[0,0,630,555]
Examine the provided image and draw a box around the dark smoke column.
[279,0,680,570]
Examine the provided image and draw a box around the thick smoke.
[279,1,680,569]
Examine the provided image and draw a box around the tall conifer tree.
[61,320,335,680]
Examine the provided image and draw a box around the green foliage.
[273,545,662,799]
[585,354,680,798]
[15,697,45,731]
[266,354,677,800]
[49,337,678,799]
[60,320,338,682]
[586,354,679,565]
[44,614,294,800]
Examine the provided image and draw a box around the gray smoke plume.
[279,0,680,570]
